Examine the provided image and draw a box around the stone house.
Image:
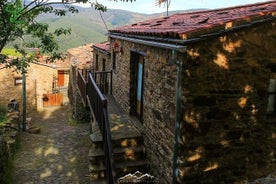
[0,57,70,110]
[92,41,111,72]
[99,1,276,183]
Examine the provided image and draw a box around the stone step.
[116,159,150,178]
[89,146,146,165]
[90,131,144,149]
[89,178,106,184]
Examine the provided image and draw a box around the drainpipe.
[171,50,183,184]
[109,33,186,183]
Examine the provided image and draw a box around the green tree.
[0,0,135,131]
[0,0,136,65]
[0,0,86,131]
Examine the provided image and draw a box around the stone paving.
[12,105,91,184]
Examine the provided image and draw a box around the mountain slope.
[39,8,155,52]
[7,3,203,53]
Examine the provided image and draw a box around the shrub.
[1,48,22,57]
[0,104,8,124]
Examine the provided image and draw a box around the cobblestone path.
[12,105,91,184]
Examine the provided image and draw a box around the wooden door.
[58,70,65,87]
[43,93,63,107]
[130,51,145,122]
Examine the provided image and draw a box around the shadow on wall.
[178,26,276,183]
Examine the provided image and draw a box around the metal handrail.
[87,72,116,184]
[90,70,113,95]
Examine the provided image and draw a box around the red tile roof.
[93,41,110,54]
[67,43,93,69]
[109,1,276,40]
[34,56,70,69]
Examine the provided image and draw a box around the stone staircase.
[88,114,151,183]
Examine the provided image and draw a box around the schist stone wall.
[111,38,178,183]
[0,62,69,110]
[93,49,111,72]
[0,63,56,111]
[0,110,20,183]
[110,21,276,183]
[179,21,276,183]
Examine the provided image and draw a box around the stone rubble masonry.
[0,63,69,111]
[93,48,112,72]
[0,110,20,183]
[110,20,276,183]
[68,66,89,122]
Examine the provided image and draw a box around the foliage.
[0,129,21,184]
[0,0,137,71]
[156,0,171,6]
[156,0,171,16]
[73,100,90,123]
[0,104,8,124]
[0,0,81,72]
[1,48,21,57]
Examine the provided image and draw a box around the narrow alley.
[12,105,91,184]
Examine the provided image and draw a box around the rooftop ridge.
[109,1,276,41]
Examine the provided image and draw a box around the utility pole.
[21,0,27,131]
[22,55,27,131]
[166,0,169,16]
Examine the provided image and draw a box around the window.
[14,77,22,86]
[102,58,106,71]
[95,54,99,71]
[112,50,116,70]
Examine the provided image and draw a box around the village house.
[89,1,276,183]
[0,56,70,111]
[92,41,111,72]
[66,44,94,120]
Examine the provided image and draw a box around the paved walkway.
[12,105,91,184]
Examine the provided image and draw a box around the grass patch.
[1,48,22,57]
[68,117,79,126]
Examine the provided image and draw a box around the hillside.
[38,7,156,52]
[6,4,202,53]
[37,6,200,52]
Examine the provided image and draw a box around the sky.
[76,0,272,14]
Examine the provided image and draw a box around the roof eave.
[92,45,111,55]
[109,16,276,46]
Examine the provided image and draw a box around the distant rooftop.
[67,44,93,69]
[93,41,110,54]
[0,55,69,70]
[34,56,70,69]
[109,1,276,41]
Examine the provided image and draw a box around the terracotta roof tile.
[110,1,276,40]
[34,56,70,69]
[67,43,93,69]
[93,41,110,54]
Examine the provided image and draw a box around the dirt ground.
[11,105,91,184]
